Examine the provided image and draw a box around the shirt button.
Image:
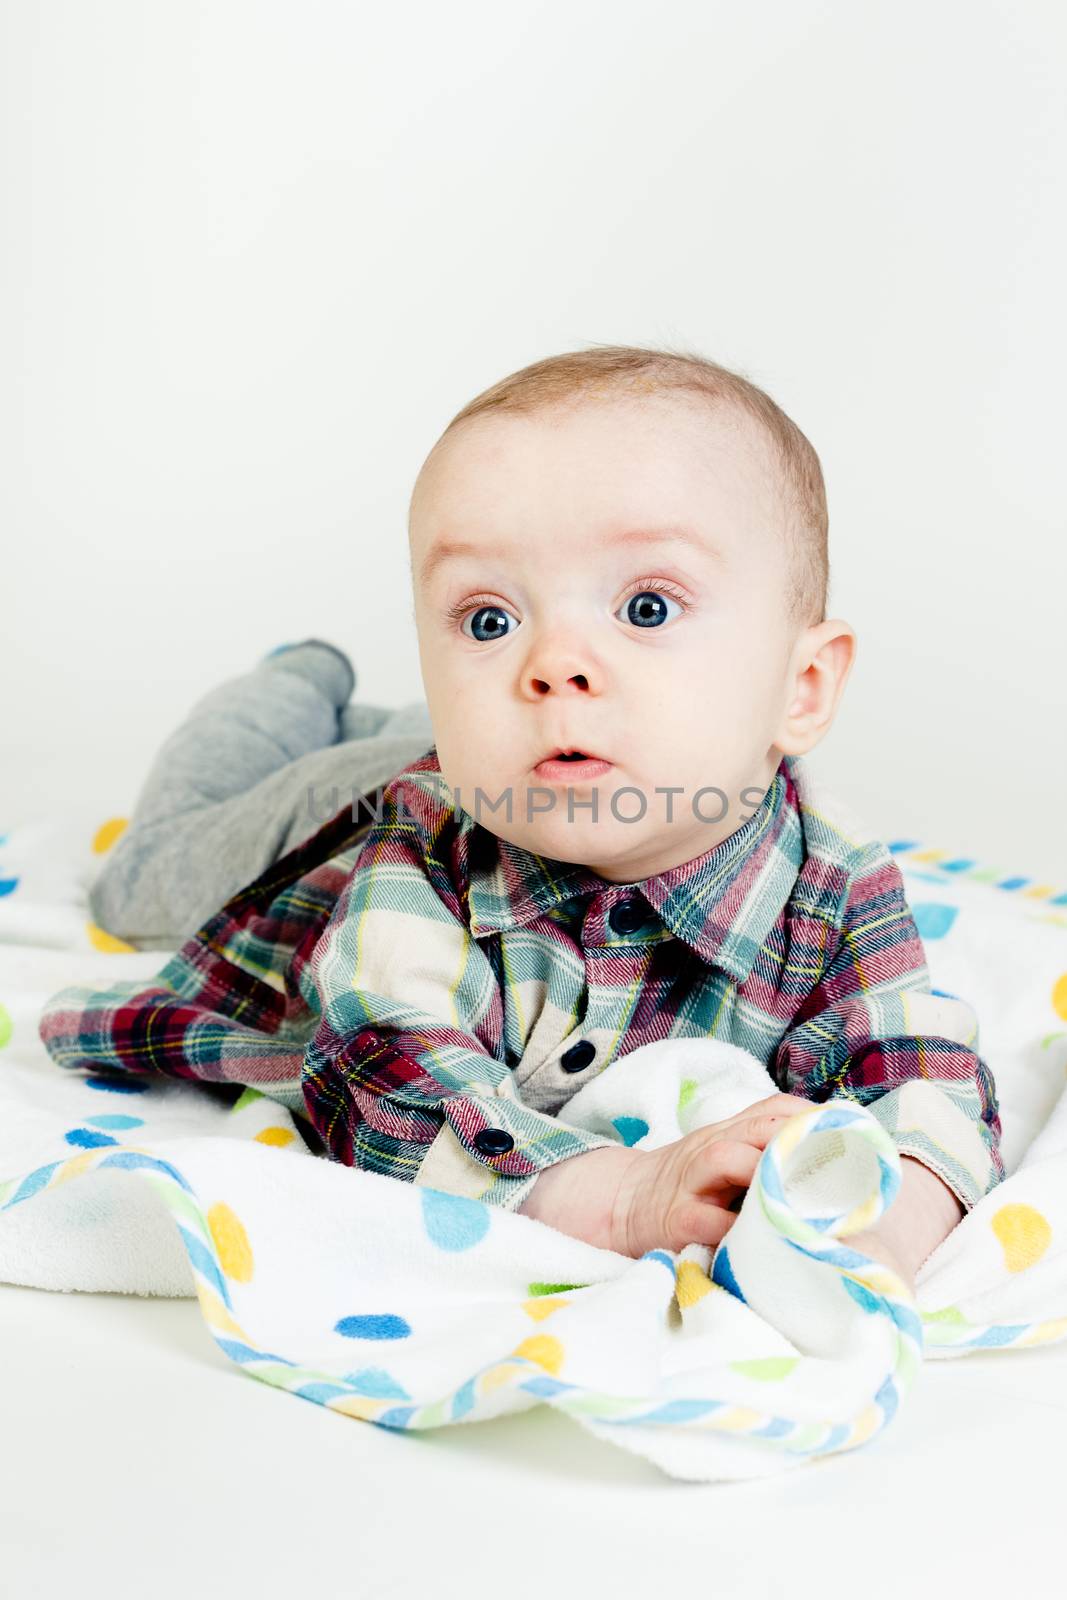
[473,1127,514,1156]
[608,896,646,935]
[560,1039,596,1073]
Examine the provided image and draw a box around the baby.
[39,343,1004,1288]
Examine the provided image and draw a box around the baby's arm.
[772,840,1003,1282]
[846,1156,963,1288]
[517,1095,818,1255]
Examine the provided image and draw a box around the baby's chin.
[486,810,688,877]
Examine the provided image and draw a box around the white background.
[2,0,1065,882]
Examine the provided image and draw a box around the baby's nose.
[528,669,592,696]
[521,631,603,698]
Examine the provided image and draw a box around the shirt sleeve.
[771,841,1005,1213]
[300,781,620,1212]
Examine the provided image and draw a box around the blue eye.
[615,589,683,628]
[462,604,519,642]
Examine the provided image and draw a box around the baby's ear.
[775,620,856,755]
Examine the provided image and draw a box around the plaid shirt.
[38,749,1004,1214]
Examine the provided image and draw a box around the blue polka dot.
[451,1378,477,1419]
[65,1128,118,1148]
[965,1324,1029,1347]
[334,1314,412,1341]
[341,1367,411,1399]
[98,1151,193,1192]
[711,1244,746,1303]
[10,1163,61,1204]
[293,1382,351,1404]
[612,1115,650,1147]
[377,1405,417,1429]
[912,903,959,940]
[874,1376,899,1424]
[840,1275,882,1314]
[85,1076,149,1095]
[630,1398,722,1425]
[420,1188,490,1251]
[86,1114,145,1131]
[754,1416,794,1440]
[0,877,19,898]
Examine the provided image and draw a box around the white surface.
[2,0,1066,881]
[2,1282,1066,1599]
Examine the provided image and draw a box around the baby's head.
[408,344,855,883]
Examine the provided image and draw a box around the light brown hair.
[418,342,829,629]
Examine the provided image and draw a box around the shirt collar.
[462,755,804,985]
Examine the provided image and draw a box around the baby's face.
[410,392,822,882]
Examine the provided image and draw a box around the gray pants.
[90,640,435,949]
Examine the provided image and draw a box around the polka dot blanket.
[0,809,1065,1483]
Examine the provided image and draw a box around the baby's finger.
[663,1197,740,1251]
[687,1136,762,1194]
[757,1092,820,1115]
[697,1093,817,1142]
[734,1108,821,1149]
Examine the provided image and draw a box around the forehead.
[408,393,785,579]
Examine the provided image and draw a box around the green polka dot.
[232,1087,265,1110]
[922,1305,968,1325]
[730,1356,799,1381]
[0,1003,12,1050]
[527,1281,589,1296]
[678,1077,698,1113]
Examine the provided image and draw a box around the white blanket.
[1,807,1066,1483]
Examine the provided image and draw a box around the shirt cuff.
[860,1079,1001,1213]
[411,1095,619,1212]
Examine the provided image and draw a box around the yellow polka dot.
[991,1203,1052,1273]
[522,1296,567,1322]
[715,1406,764,1432]
[675,1260,714,1308]
[331,1395,388,1420]
[1018,1317,1067,1346]
[1052,973,1067,1023]
[482,1363,519,1393]
[207,1202,254,1282]
[511,1334,564,1375]
[253,1127,296,1148]
[54,1150,99,1185]
[92,818,128,855]
[195,1282,252,1342]
[86,922,136,954]
[847,1403,882,1447]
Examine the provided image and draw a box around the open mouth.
[533,747,614,782]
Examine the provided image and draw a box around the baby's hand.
[610,1093,818,1257]
[518,1092,817,1257]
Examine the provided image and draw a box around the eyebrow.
[416,524,725,588]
